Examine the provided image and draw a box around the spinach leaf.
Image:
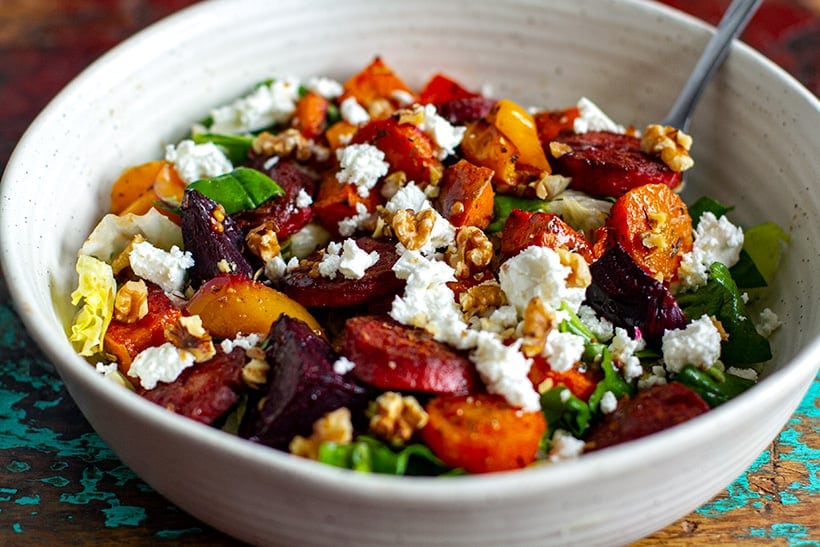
[192,133,255,165]
[588,348,635,413]
[676,262,771,365]
[318,435,460,476]
[188,167,284,215]
[540,385,592,439]
[486,195,549,233]
[741,222,790,286]
[675,365,755,408]
[687,196,733,228]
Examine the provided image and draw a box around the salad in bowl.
[68,57,786,475]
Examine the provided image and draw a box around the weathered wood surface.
[0,1,817,545]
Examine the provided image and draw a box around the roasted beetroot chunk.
[437,96,497,125]
[550,131,681,199]
[341,315,483,395]
[585,382,710,451]
[180,189,253,288]
[241,315,367,450]
[584,244,687,345]
[277,237,405,308]
[138,348,246,425]
[233,160,318,239]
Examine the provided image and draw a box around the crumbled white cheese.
[599,391,618,414]
[756,308,782,338]
[638,364,668,390]
[289,222,331,258]
[337,202,373,237]
[609,327,646,381]
[95,362,119,377]
[548,429,585,463]
[385,182,456,255]
[468,305,519,335]
[264,255,299,281]
[410,103,466,159]
[165,139,233,184]
[726,366,759,381]
[336,143,389,198]
[542,330,585,373]
[391,89,416,106]
[573,97,625,134]
[128,343,195,390]
[129,240,194,293]
[209,77,301,134]
[295,188,313,208]
[469,332,540,411]
[318,239,379,280]
[339,96,371,125]
[677,212,745,291]
[332,356,357,375]
[304,76,344,99]
[220,333,261,354]
[384,180,428,213]
[578,304,614,342]
[263,155,280,171]
[662,314,722,373]
[498,246,587,315]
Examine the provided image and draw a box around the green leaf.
[486,195,550,233]
[192,133,255,165]
[729,249,767,289]
[675,365,755,408]
[676,262,772,365]
[741,222,789,286]
[540,386,592,439]
[588,348,635,413]
[687,196,733,228]
[317,436,457,476]
[188,167,284,215]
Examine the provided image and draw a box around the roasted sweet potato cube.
[534,106,580,145]
[500,209,595,262]
[292,90,329,140]
[460,119,518,189]
[312,171,381,234]
[436,159,495,229]
[341,56,416,114]
[352,117,442,185]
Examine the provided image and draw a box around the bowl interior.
[1,0,818,544]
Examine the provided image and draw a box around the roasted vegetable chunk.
[242,315,367,450]
[500,209,594,262]
[436,159,495,229]
[341,315,482,395]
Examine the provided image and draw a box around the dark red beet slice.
[550,131,681,198]
[585,382,710,451]
[241,315,367,450]
[584,244,687,346]
[437,96,497,125]
[277,237,405,308]
[139,347,246,425]
[233,159,317,239]
[180,189,253,288]
[341,315,482,395]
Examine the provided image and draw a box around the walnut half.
[641,124,694,173]
[367,392,429,446]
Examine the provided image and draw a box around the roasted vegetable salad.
[69,57,787,475]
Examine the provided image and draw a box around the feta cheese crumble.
[542,330,586,373]
[548,429,585,462]
[469,332,540,411]
[332,356,357,375]
[661,314,722,373]
[409,104,466,159]
[318,239,380,280]
[129,240,194,293]
[599,391,618,414]
[573,97,625,134]
[335,143,389,198]
[339,96,371,125]
[756,308,782,338]
[385,182,456,255]
[337,202,373,237]
[208,77,301,134]
[128,343,195,390]
[498,246,587,315]
[165,139,233,184]
[677,212,744,290]
[304,76,344,99]
[609,327,646,381]
[220,333,261,354]
[295,188,313,208]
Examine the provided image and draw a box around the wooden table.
[0,1,817,545]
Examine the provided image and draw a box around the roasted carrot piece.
[341,56,416,113]
[534,106,580,144]
[436,159,495,229]
[528,355,602,401]
[111,160,186,221]
[312,171,380,234]
[605,183,693,284]
[292,90,329,140]
[352,117,442,185]
[500,209,595,262]
[417,73,479,106]
[325,120,358,150]
[420,393,547,474]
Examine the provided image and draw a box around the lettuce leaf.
[318,435,460,476]
[69,255,116,356]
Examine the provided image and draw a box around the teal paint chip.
[103,504,147,527]
[155,527,205,539]
[14,494,40,506]
[6,460,30,473]
[12,522,22,533]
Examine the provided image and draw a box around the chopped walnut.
[368,98,394,120]
[253,128,313,162]
[641,210,670,251]
[529,173,572,200]
[245,221,281,263]
[459,280,507,318]
[557,248,592,288]
[521,296,558,357]
[449,226,494,278]
[164,315,216,363]
[391,208,437,251]
[289,407,354,460]
[242,355,270,390]
[367,392,428,446]
[380,171,407,200]
[113,279,148,323]
[396,106,425,126]
[641,124,694,173]
[110,234,145,275]
[549,141,573,158]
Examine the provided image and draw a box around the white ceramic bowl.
[2,0,818,545]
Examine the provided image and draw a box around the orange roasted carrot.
[436,159,495,229]
[292,90,329,140]
[111,160,186,221]
[341,56,416,114]
[420,393,546,473]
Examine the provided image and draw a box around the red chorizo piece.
[585,382,710,451]
[549,131,681,199]
[340,315,482,395]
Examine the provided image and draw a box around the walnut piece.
[459,280,507,318]
[367,392,428,446]
[110,234,145,275]
[549,141,573,158]
[521,296,558,357]
[450,226,494,279]
[245,220,281,263]
[113,279,148,323]
[641,124,694,173]
[391,208,437,251]
[164,315,216,363]
[289,407,354,460]
[241,355,270,390]
[557,248,592,289]
[253,128,313,162]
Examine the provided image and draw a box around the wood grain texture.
[0,1,817,545]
